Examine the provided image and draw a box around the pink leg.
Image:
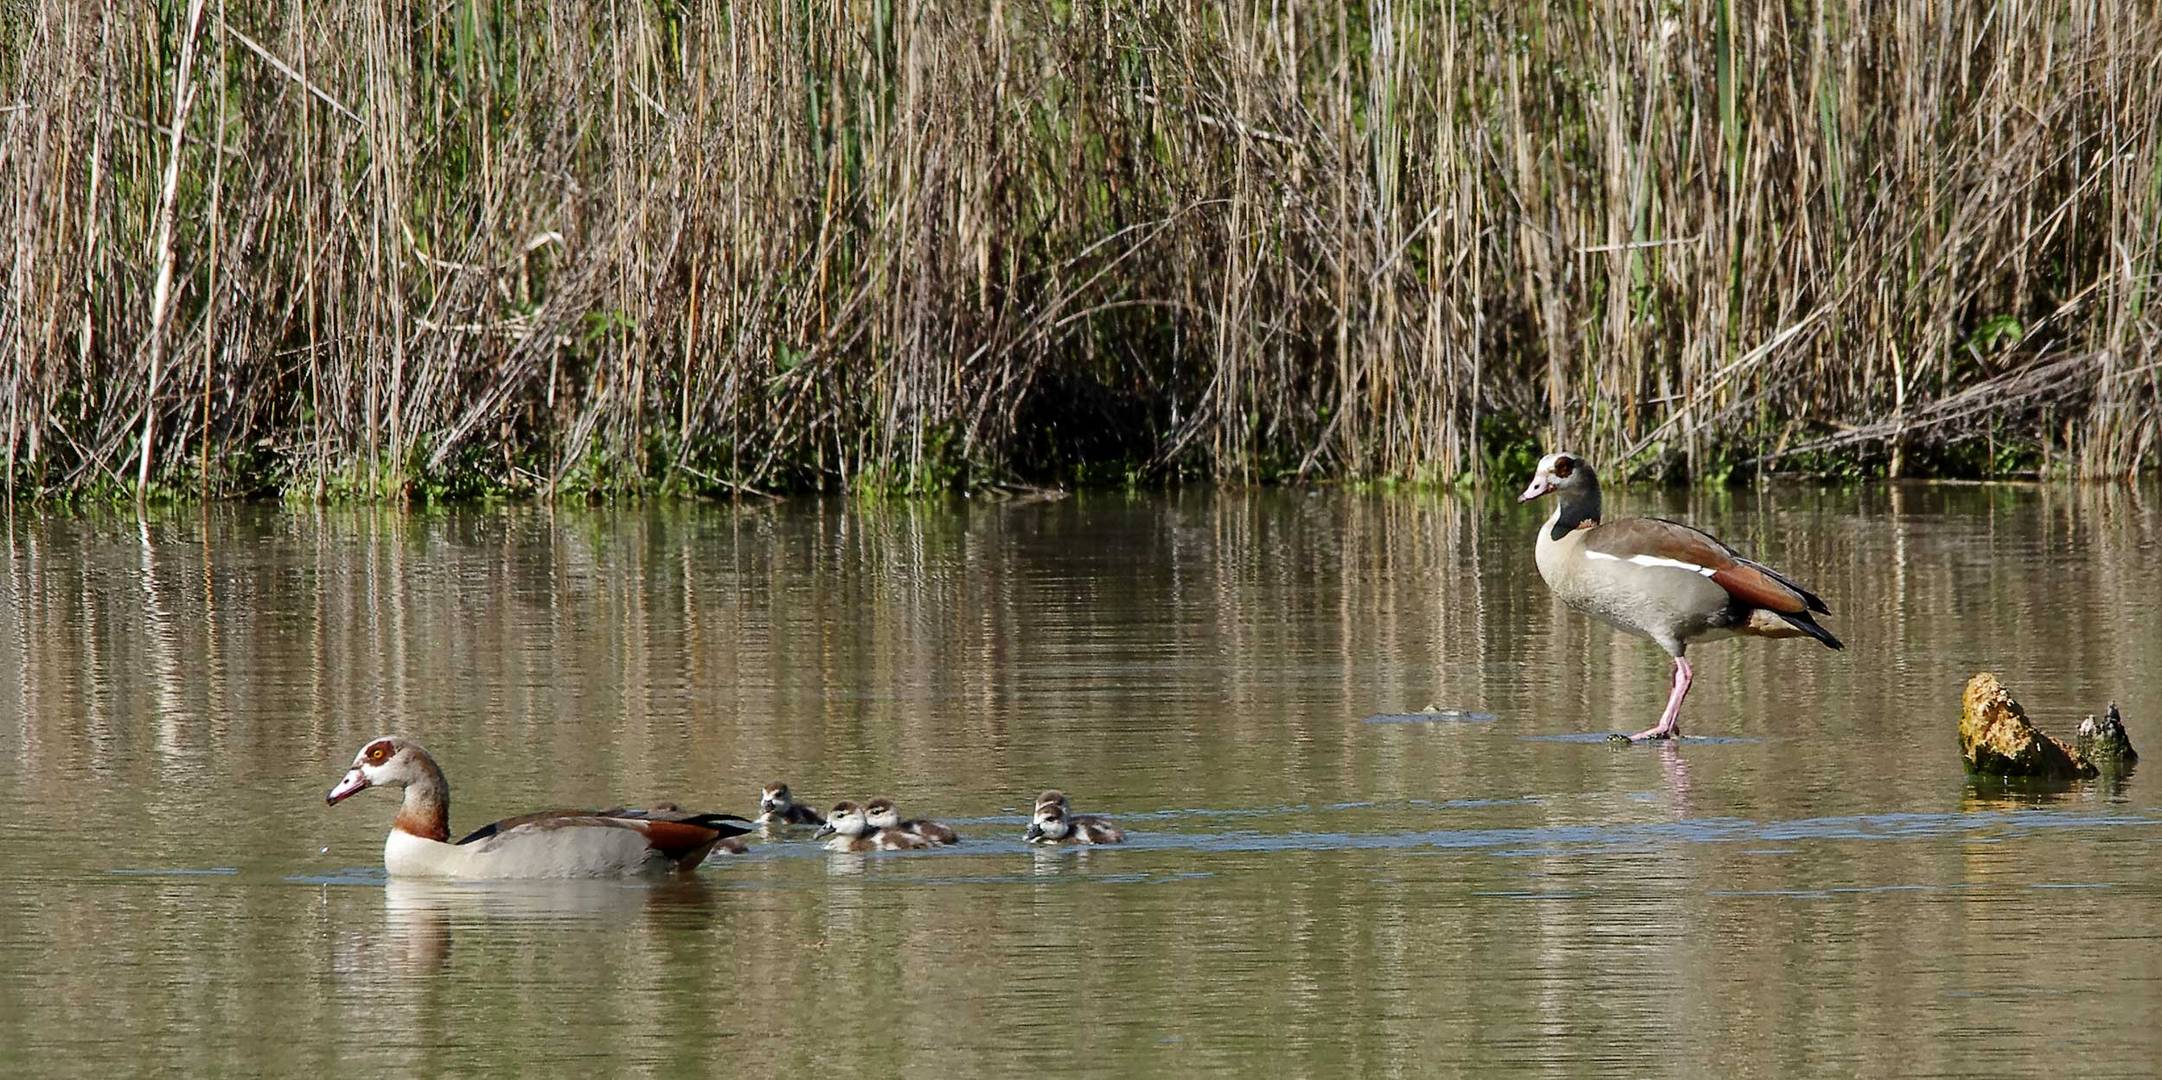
[1629,656,1692,741]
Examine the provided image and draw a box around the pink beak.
[1518,475,1554,502]
[326,768,368,805]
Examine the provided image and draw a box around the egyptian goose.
[863,798,959,845]
[1518,452,1842,740]
[325,736,753,878]
[756,783,827,828]
[1024,802,1126,845]
[814,801,928,852]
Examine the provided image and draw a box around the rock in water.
[1959,673,2097,780]
[2076,703,2138,767]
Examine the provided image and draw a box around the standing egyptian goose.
[863,797,959,846]
[1518,453,1842,740]
[325,737,753,878]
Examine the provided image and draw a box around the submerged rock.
[1959,673,2097,781]
[1362,706,1498,725]
[2076,703,2138,767]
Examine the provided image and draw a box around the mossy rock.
[1959,673,2097,781]
[2076,704,2138,767]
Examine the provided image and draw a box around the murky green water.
[2,485,2158,1077]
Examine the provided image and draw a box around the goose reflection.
[372,877,718,974]
[1655,741,1694,813]
[1028,843,1101,876]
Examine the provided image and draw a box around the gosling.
[1024,802,1125,845]
[815,801,927,852]
[757,783,827,828]
[863,797,958,846]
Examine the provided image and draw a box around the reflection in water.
[0,485,2157,1077]
[371,880,454,975]
[1656,741,1694,815]
[363,878,728,976]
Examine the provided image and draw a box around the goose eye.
[365,743,390,764]
[1552,457,1574,478]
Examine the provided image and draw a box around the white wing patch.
[1586,550,1716,576]
[1629,553,1718,576]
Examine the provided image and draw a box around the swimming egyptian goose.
[756,783,827,828]
[814,801,928,852]
[1518,453,1843,740]
[863,797,959,845]
[325,736,754,878]
[1024,802,1125,845]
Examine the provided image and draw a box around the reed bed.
[1,0,2156,500]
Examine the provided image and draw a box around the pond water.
[1,484,2158,1077]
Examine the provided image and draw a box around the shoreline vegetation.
[1,2,2157,505]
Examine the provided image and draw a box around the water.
[2,484,2158,1077]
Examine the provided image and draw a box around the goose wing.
[456,806,753,860]
[1584,517,1829,616]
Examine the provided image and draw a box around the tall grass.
[1,0,2157,500]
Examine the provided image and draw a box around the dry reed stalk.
[135,0,209,497]
[0,0,2154,501]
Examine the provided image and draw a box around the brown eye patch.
[1552,456,1575,478]
[365,741,393,765]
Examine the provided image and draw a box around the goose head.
[1034,789,1069,812]
[815,802,868,840]
[1024,803,1071,842]
[327,736,435,804]
[863,798,901,831]
[759,783,795,816]
[1517,452,1593,502]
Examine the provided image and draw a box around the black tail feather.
[1742,557,1830,614]
[1778,610,1843,650]
[600,806,757,838]
[690,813,757,839]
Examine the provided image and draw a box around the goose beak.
[812,823,835,839]
[1023,823,1044,842]
[1517,475,1554,502]
[326,768,369,805]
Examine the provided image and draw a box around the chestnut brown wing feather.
[1739,556,1830,614]
[630,819,738,860]
[1709,561,1810,615]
